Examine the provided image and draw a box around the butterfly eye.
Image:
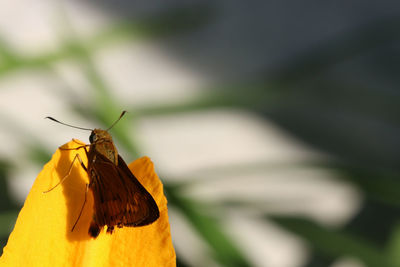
[89,132,96,143]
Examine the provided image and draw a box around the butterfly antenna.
[45,117,92,131]
[106,111,127,131]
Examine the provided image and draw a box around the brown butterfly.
[45,111,159,238]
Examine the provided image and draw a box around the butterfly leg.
[71,183,89,232]
[59,144,89,151]
[43,153,87,193]
[72,138,87,146]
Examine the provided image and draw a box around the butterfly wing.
[88,153,159,238]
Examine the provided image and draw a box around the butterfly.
[45,111,159,238]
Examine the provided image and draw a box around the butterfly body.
[85,129,159,238]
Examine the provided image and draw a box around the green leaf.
[386,222,400,266]
[165,185,252,267]
[270,216,396,267]
[0,210,18,237]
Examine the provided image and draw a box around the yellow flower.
[0,140,176,267]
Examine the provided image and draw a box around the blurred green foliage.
[0,4,399,267]
[0,160,18,253]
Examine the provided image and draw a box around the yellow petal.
[0,140,176,267]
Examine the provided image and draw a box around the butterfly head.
[89,129,118,164]
[89,129,113,144]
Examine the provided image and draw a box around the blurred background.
[0,1,399,266]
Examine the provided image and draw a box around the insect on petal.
[0,140,176,267]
